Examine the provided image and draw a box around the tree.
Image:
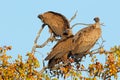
[1,45,120,80]
[0,13,119,80]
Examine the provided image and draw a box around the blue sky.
[0,0,120,78]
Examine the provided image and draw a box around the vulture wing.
[72,17,101,59]
[45,36,74,60]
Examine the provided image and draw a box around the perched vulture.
[72,17,101,60]
[45,17,101,68]
[38,11,72,40]
[45,35,74,68]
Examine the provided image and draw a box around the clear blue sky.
[0,0,120,78]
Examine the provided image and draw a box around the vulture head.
[93,17,100,28]
[38,14,45,23]
[94,17,100,22]
[71,17,102,62]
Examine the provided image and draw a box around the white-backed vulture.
[45,17,102,68]
[72,17,101,60]
[38,11,72,40]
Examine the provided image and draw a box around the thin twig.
[69,11,78,23]
[71,23,105,29]
[71,23,92,29]
[43,59,45,67]
[72,68,88,72]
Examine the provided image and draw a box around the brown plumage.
[45,35,74,68]
[38,11,72,39]
[72,17,101,59]
[45,17,101,68]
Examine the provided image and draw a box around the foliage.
[0,46,42,80]
[1,45,120,80]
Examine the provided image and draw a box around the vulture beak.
[38,14,43,20]
[38,14,44,23]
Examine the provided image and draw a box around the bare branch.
[71,23,105,29]
[72,68,89,72]
[31,44,37,54]
[40,66,48,74]
[36,36,52,48]
[100,23,105,26]
[36,35,59,48]
[31,24,45,54]
[71,23,92,29]
[69,11,78,23]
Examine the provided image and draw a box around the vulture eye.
[94,17,100,22]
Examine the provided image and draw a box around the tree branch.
[36,35,59,48]
[71,23,92,29]
[71,23,105,29]
[31,24,45,54]
[69,11,78,23]
[40,66,48,74]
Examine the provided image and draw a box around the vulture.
[38,11,72,40]
[45,17,101,68]
[72,17,101,60]
[45,35,74,68]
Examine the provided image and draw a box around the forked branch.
[36,35,56,48]
[31,24,46,54]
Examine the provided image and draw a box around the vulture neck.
[94,22,101,29]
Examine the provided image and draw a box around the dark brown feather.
[45,35,74,60]
[45,17,102,68]
[38,11,72,38]
[47,53,68,68]
[45,36,74,68]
